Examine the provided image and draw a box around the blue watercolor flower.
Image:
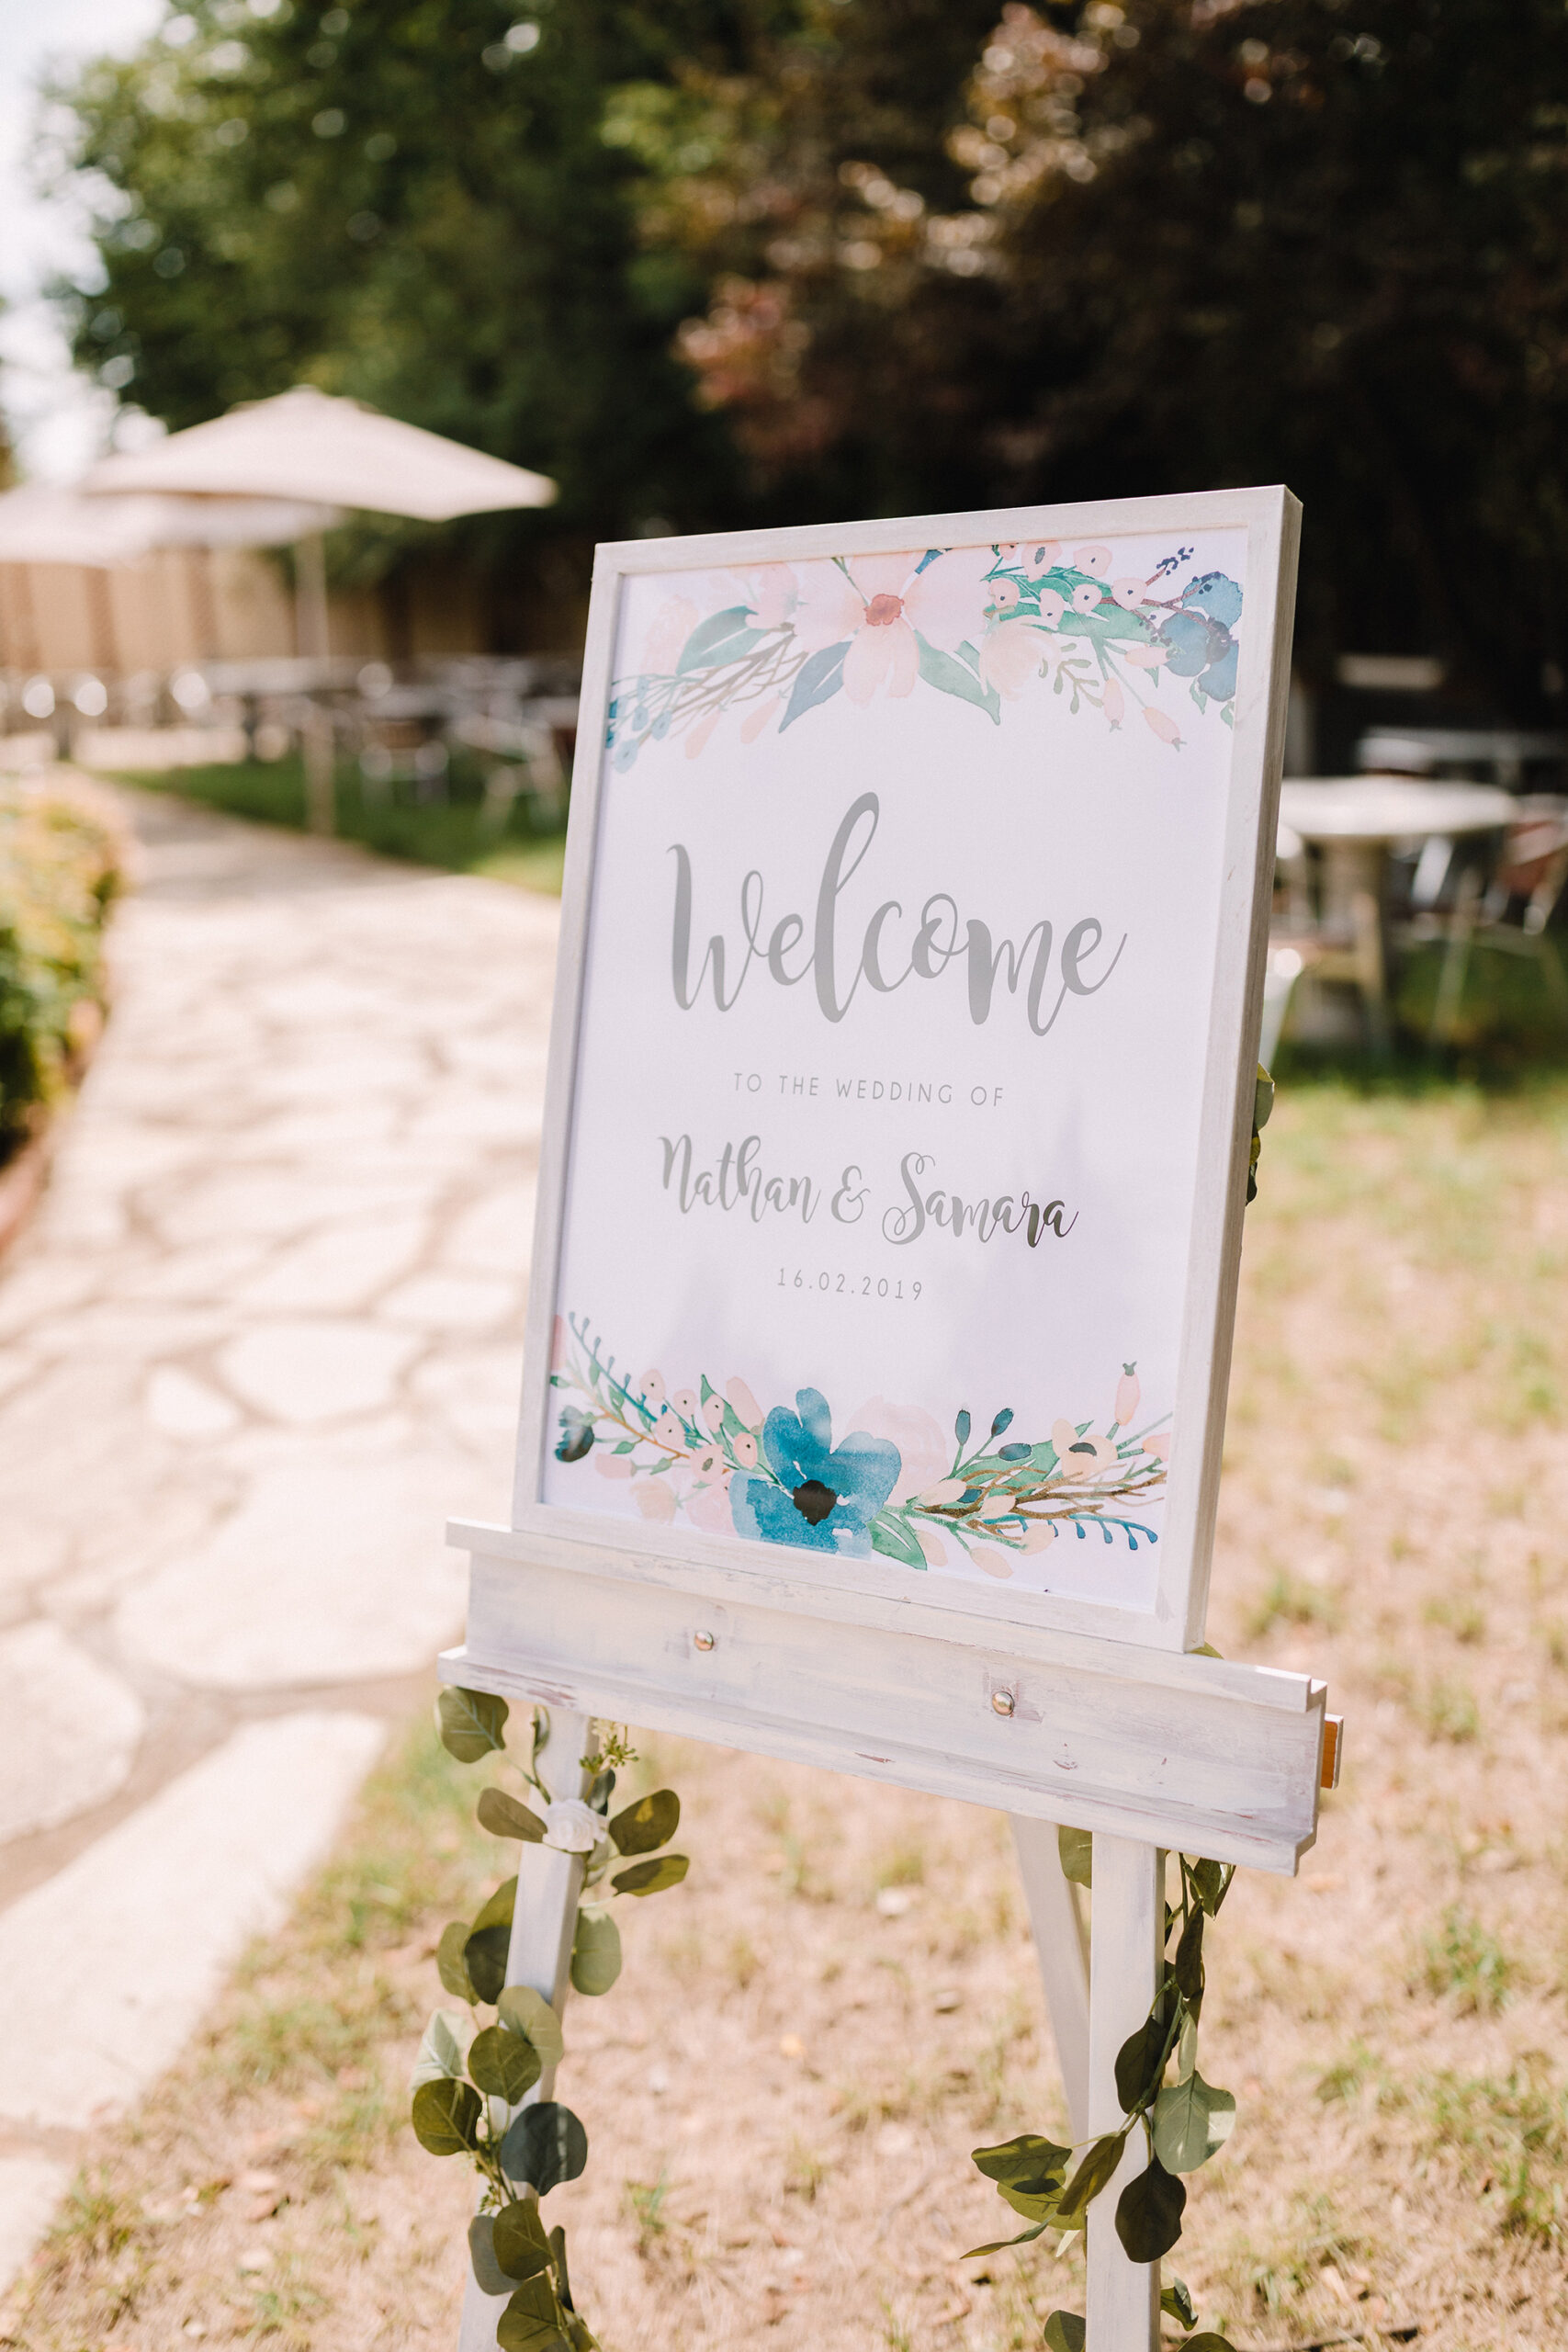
[729,1388,901,1556]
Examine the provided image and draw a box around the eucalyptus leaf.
[998,2182,1064,2222]
[779,640,848,730]
[493,2197,554,2282]
[1181,2336,1237,2350]
[675,606,761,673]
[570,1909,622,1996]
[473,1876,519,1934]
[971,2133,1072,2195]
[869,1509,930,1570]
[468,2214,514,2298]
[469,2023,543,2103]
[479,1788,547,1844]
[438,1686,509,1762]
[1190,1857,1226,1916]
[1043,2314,1087,2352]
[1161,2277,1197,2330]
[498,1984,566,2071]
[500,2101,589,2195]
[915,630,1001,721]
[411,2077,481,2156]
[1115,2002,1172,2113]
[436,1922,479,2004]
[607,1790,680,1858]
[962,2221,1050,2256]
[465,1922,513,2006]
[1114,2157,1187,2262]
[1173,1904,1205,2004]
[1152,2070,1236,2174]
[410,2007,468,2090]
[497,2275,571,2352]
[611,1853,689,1897]
[1057,1826,1093,1887]
[549,2223,574,2311]
[1053,2129,1127,2229]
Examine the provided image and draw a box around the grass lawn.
[110,755,570,897]
[8,1085,1568,2352]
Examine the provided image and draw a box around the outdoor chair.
[1259,820,1387,1060]
[1420,799,1568,1040]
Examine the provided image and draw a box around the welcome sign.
[514,491,1298,1654]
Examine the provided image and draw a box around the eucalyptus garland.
[413,1690,688,2352]
[968,1828,1241,2351]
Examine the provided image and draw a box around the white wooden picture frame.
[499,487,1298,1653]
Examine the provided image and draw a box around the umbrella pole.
[295,530,334,834]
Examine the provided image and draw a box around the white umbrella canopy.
[83,385,557,521]
[0,482,340,567]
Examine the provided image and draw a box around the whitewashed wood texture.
[1086,1837,1164,2350]
[1011,1815,1090,2139]
[445,1521,1326,1872]
[457,1710,592,2352]
[510,485,1301,1654]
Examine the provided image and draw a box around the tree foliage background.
[42,0,1568,700]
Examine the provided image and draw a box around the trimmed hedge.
[0,780,130,1166]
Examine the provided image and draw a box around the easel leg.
[457,1709,593,2352]
[1010,1815,1089,2142]
[1086,1836,1161,2352]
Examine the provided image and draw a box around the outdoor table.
[1277,777,1517,1043]
[1356,726,1566,787]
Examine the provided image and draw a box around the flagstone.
[0,1621,145,1846]
[218,1318,420,1422]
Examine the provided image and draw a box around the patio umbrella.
[83,387,558,829]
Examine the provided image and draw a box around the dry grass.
[6,1077,1568,2352]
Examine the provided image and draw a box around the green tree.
[663,0,1568,706]
[48,0,756,633]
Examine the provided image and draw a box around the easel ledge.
[445,1520,1332,1875]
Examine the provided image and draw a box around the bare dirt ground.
[6,1079,1568,2352]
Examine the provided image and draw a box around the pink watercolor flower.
[1144,705,1182,746]
[1123,642,1169,671]
[1021,1519,1057,1554]
[916,1524,949,1566]
[639,596,698,674]
[1071,580,1103,616]
[726,1375,762,1428]
[1143,1431,1171,1462]
[1074,545,1111,576]
[970,1544,1014,1578]
[594,1451,633,1481]
[979,616,1051,698]
[634,1478,678,1522]
[1052,1419,1119,1481]
[1102,677,1124,727]
[846,1396,949,1506]
[1115,1363,1141,1427]
[685,1476,734,1534]
[790,546,998,707]
[1111,577,1148,611]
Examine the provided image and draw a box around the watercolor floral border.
[605,540,1242,767]
[548,1312,1169,1580]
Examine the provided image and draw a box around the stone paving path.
[0,785,558,2284]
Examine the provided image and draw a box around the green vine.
[969,1828,1240,2352]
[412,1688,689,2352]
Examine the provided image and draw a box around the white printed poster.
[532,516,1269,1627]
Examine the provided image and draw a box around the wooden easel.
[444,1531,1334,2352]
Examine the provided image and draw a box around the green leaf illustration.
[1114,2157,1187,2262]
[915,631,1000,722]
[411,2077,481,2156]
[607,1790,680,1857]
[869,1509,929,1569]
[468,2023,543,2104]
[1057,1826,1093,1887]
[438,1686,509,1762]
[611,1853,689,1897]
[779,640,849,730]
[479,1788,547,1844]
[676,606,764,673]
[570,1909,623,1996]
[1152,2070,1236,2174]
